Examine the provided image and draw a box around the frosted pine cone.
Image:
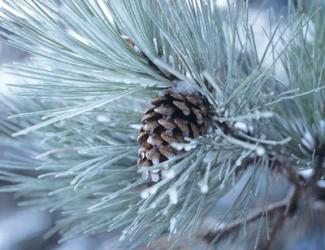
[137,87,210,182]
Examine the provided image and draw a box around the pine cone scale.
[137,88,210,182]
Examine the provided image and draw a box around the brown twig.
[259,182,300,250]
[202,115,324,248]
[203,186,298,245]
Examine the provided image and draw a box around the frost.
[199,183,209,193]
[149,203,157,209]
[298,168,314,179]
[216,0,228,8]
[54,120,66,128]
[171,141,198,151]
[234,122,249,133]
[170,217,177,234]
[140,190,150,199]
[162,169,175,179]
[67,29,92,46]
[96,115,111,123]
[219,182,226,190]
[151,172,160,182]
[149,186,158,195]
[317,180,325,188]
[129,124,142,130]
[235,159,242,166]
[153,37,158,53]
[255,146,265,156]
[168,187,178,204]
[301,130,315,150]
[96,0,114,24]
[171,81,196,94]
[0,2,25,18]
[214,222,226,230]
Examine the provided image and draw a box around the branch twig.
[259,183,300,250]
[203,186,297,244]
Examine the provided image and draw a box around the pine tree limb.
[202,184,298,245]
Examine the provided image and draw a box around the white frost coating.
[199,183,209,193]
[216,0,231,9]
[317,180,325,188]
[214,222,226,230]
[298,168,314,179]
[96,115,111,123]
[255,146,265,156]
[168,187,178,204]
[235,159,242,167]
[0,1,25,18]
[153,37,158,53]
[129,124,142,130]
[301,130,315,150]
[171,141,198,151]
[94,0,114,24]
[171,142,186,151]
[234,122,249,133]
[171,81,196,94]
[169,217,177,234]
[67,29,92,46]
[149,186,158,195]
[140,189,150,199]
[151,172,160,182]
[149,203,157,209]
[162,169,176,179]
[141,185,158,199]
[184,143,198,151]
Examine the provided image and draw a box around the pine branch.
[202,144,325,248]
[0,1,323,249]
[203,163,301,246]
[202,191,291,243]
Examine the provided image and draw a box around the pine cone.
[137,88,210,182]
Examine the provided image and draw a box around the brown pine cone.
[137,88,210,182]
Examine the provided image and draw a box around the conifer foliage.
[0,1,324,249]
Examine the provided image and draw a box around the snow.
[255,146,265,156]
[317,180,325,188]
[151,172,160,182]
[171,81,197,94]
[199,183,209,193]
[129,123,142,130]
[67,29,92,46]
[216,0,231,9]
[235,159,242,167]
[168,187,178,205]
[234,122,249,133]
[169,217,177,234]
[96,115,111,123]
[171,141,198,151]
[298,168,314,180]
[162,169,176,179]
[301,130,315,150]
[140,190,150,199]
[0,1,25,19]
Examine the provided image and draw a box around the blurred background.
[0,0,324,249]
